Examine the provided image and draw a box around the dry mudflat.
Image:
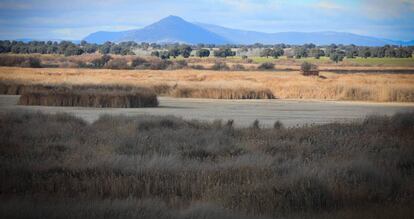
[1,95,413,127]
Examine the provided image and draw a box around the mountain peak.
[159,15,185,23]
[84,16,413,46]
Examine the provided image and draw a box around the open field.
[1,95,413,127]
[1,111,414,219]
[1,67,414,102]
[2,54,414,71]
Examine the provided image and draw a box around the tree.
[151,51,160,57]
[309,48,324,59]
[179,45,192,58]
[294,47,308,58]
[168,47,180,58]
[260,48,273,58]
[64,45,84,56]
[213,48,235,58]
[330,51,345,63]
[359,48,371,58]
[269,48,284,58]
[159,51,170,59]
[99,42,112,54]
[196,49,210,58]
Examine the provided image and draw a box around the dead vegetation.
[0,112,413,218]
[16,85,158,108]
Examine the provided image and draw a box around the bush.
[257,62,275,70]
[91,55,111,68]
[231,64,246,71]
[0,55,42,68]
[24,57,42,68]
[191,65,205,70]
[131,57,148,68]
[169,60,188,70]
[105,58,129,69]
[149,59,172,70]
[211,61,230,71]
[300,62,319,76]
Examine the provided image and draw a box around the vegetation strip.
[0,112,413,218]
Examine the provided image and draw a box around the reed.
[18,88,158,108]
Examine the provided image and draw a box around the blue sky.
[0,0,413,41]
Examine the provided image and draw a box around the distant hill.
[83,15,414,46]
[84,16,229,45]
[197,23,413,46]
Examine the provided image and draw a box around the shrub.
[23,57,42,68]
[273,121,284,129]
[300,62,319,76]
[211,61,230,71]
[257,62,275,70]
[0,55,42,68]
[231,64,246,71]
[169,60,187,70]
[105,58,129,69]
[91,55,111,68]
[149,59,172,70]
[131,57,148,68]
[191,65,205,70]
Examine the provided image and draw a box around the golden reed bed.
[1,67,414,102]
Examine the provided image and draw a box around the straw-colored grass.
[1,67,414,102]
[1,112,414,218]
[19,89,158,108]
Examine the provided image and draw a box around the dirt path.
[1,95,413,127]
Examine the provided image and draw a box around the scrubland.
[1,67,414,102]
[1,112,413,218]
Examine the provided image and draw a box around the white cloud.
[360,0,414,19]
[315,1,345,10]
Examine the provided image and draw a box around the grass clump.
[18,86,158,108]
[257,62,275,70]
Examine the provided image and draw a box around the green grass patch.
[345,57,414,66]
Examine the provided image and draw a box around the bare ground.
[1,95,413,127]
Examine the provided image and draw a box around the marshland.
[1,111,414,219]
[1,3,414,218]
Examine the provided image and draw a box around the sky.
[0,0,413,41]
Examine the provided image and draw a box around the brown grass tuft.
[18,87,158,108]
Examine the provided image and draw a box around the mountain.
[84,15,229,45]
[197,23,413,46]
[84,15,414,46]
[14,38,81,44]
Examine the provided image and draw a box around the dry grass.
[1,67,414,102]
[0,112,414,218]
[14,84,158,108]
[19,90,158,108]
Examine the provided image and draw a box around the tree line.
[0,40,135,56]
[0,40,412,61]
[291,44,413,62]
